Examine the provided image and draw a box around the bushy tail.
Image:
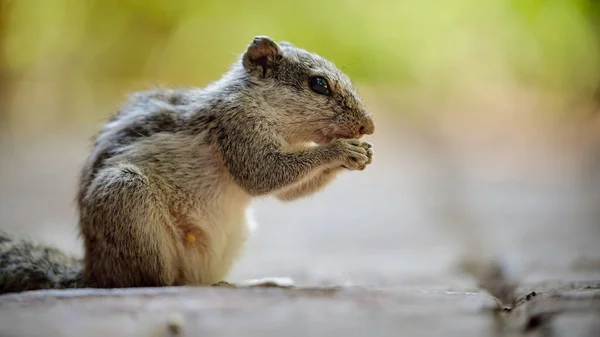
[0,231,84,295]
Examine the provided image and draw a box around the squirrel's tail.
[0,230,84,295]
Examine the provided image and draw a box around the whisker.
[340,63,354,71]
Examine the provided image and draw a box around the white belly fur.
[177,205,256,285]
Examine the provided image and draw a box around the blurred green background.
[1,0,600,137]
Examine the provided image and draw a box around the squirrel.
[0,36,374,294]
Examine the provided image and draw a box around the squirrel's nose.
[359,116,375,136]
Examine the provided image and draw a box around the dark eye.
[309,76,331,96]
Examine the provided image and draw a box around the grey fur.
[0,36,374,294]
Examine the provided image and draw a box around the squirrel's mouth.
[313,130,361,145]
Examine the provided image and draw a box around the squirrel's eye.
[309,76,331,96]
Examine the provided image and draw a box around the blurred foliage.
[3,0,600,85]
[1,0,600,131]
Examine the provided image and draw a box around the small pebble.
[167,312,185,334]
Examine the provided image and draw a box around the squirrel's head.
[240,36,374,145]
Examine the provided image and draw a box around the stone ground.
[0,110,599,336]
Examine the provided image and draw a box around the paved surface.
[1,107,599,336]
[0,286,499,337]
[0,280,598,336]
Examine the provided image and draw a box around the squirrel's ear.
[242,36,282,77]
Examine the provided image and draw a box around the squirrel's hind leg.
[79,163,178,288]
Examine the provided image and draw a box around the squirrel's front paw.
[330,139,373,171]
[362,141,374,166]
